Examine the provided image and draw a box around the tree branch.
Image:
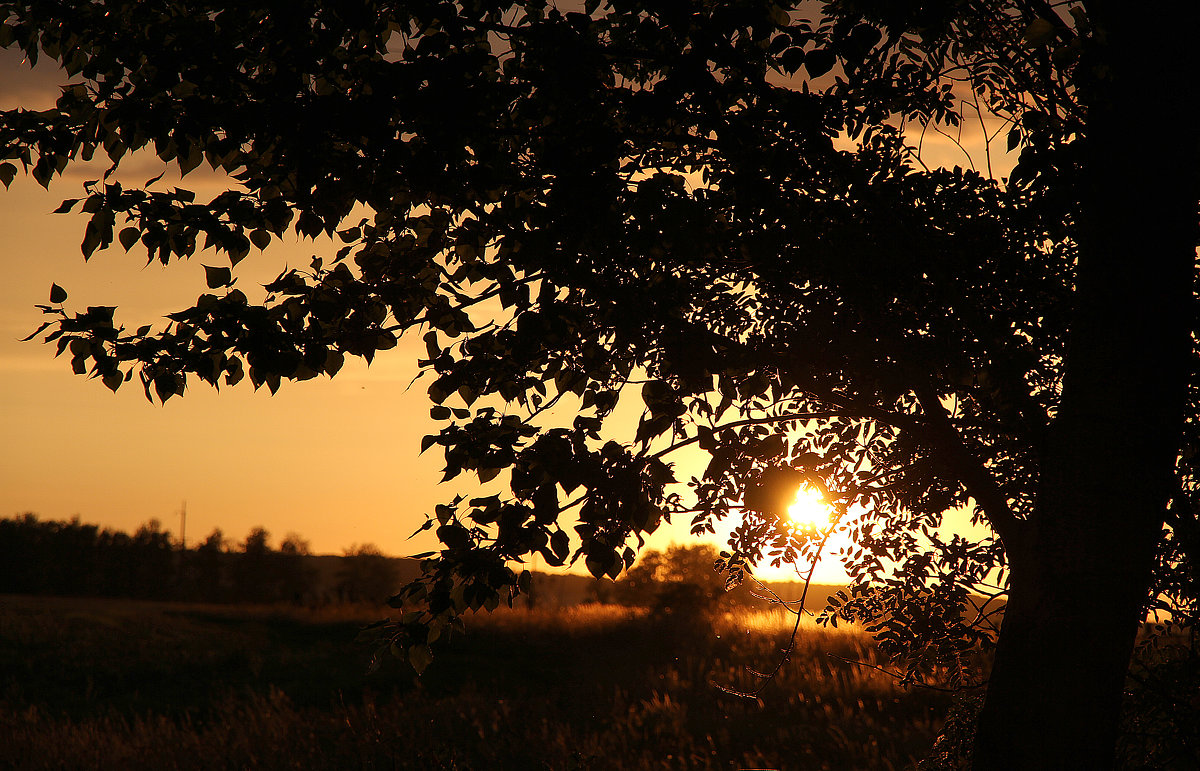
[914,383,1025,550]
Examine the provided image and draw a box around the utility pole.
[179,500,187,550]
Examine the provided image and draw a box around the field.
[0,594,953,770]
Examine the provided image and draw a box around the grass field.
[0,594,952,769]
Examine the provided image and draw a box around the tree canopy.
[3,1,1197,767]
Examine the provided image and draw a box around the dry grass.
[0,595,950,769]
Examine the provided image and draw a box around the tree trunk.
[971,507,1163,768]
[971,5,1198,767]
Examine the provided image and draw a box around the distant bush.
[614,544,757,615]
[337,543,400,604]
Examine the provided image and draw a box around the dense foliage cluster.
[5,0,1051,669]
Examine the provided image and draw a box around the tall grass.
[0,595,949,769]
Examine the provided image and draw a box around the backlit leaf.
[408,644,433,674]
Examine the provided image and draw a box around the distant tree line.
[0,513,401,604]
[1,515,817,612]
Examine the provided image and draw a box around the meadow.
[0,594,953,770]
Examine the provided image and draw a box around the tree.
[130,518,177,598]
[616,543,750,614]
[337,543,401,604]
[232,526,276,602]
[187,527,229,602]
[279,532,312,556]
[2,2,1196,767]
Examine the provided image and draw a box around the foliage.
[2,0,1036,661]
[279,532,312,555]
[3,1,1198,763]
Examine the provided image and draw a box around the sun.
[786,484,834,530]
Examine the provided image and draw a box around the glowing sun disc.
[787,485,833,529]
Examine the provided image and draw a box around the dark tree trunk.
[971,5,1198,767]
[972,504,1165,768]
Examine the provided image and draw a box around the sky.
[0,42,1009,585]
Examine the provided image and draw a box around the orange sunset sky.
[1,43,1006,584]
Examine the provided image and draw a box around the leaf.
[249,229,271,250]
[53,199,80,214]
[1023,18,1056,47]
[550,530,569,561]
[754,433,788,459]
[436,523,471,550]
[430,405,452,420]
[118,227,141,251]
[428,380,450,404]
[635,414,673,444]
[585,553,607,579]
[804,48,836,78]
[154,374,178,403]
[780,47,806,75]
[0,162,16,189]
[179,145,204,176]
[81,223,102,259]
[324,349,344,377]
[49,283,67,303]
[408,644,434,674]
[19,321,52,342]
[423,330,440,359]
[229,243,250,266]
[203,265,232,288]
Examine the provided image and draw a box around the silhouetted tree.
[279,533,311,556]
[0,513,63,594]
[128,519,176,599]
[187,527,229,602]
[232,526,278,602]
[5,2,1198,767]
[0,514,178,598]
[277,532,317,603]
[337,543,400,604]
[616,543,759,615]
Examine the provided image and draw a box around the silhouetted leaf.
[1023,18,1056,47]
[249,229,271,250]
[804,48,836,77]
[203,265,232,288]
[118,227,141,251]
